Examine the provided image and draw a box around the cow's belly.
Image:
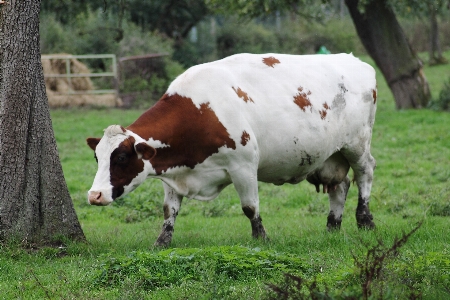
[254,128,344,184]
[159,166,232,201]
[257,150,350,186]
[257,153,327,185]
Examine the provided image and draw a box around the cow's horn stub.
[104,125,126,137]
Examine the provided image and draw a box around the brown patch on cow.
[127,93,236,174]
[232,87,254,103]
[109,136,144,199]
[372,89,377,104]
[242,206,255,219]
[241,131,250,146]
[293,87,312,112]
[262,56,280,68]
[319,102,331,120]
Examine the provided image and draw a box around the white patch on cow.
[104,124,125,138]
[146,137,170,149]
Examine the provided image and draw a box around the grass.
[1,53,449,299]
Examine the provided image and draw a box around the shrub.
[217,19,278,58]
[40,14,73,54]
[94,246,305,290]
[428,77,450,111]
[117,22,185,107]
[212,17,365,60]
[275,18,365,55]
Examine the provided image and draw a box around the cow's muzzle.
[88,191,111,206]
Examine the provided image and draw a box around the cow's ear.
[87,138,101,151]
[135,142,156,160]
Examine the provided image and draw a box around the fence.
[41,54,118,95]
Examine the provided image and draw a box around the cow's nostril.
[88,191,103,205]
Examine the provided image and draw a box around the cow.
[86,53,377,247]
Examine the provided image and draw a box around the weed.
[353,222,423,299]
[94,246,304,290]
[266,273,335,300]
[266,222,425,299]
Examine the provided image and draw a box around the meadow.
[0,56,449,299]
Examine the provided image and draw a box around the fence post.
[65,57,72,93]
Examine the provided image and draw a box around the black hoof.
[356,213,375,229]
[327,212,342,231]
[251,216,268,239]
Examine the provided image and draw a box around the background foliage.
[39,1,450,108]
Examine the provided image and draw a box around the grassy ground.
[0,55,449,299]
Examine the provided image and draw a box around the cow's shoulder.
[127,94,236,175]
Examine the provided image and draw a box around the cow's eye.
[117,154,127,162]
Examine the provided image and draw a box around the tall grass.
[0,54,449,299]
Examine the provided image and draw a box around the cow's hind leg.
[342,149,376,229]
[230,168,267,239]
[327,176,350,230]
[154,182,183,247]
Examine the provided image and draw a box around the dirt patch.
[42,54,122,108]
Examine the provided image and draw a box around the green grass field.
[1,55,449,299]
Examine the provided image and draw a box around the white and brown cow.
[87,53,377,246]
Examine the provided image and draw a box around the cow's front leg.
[230,168,267,239]
[327,176,350,230]
[154,182,183,247]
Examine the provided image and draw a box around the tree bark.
[0,1,85,244]
[345,0,431,109]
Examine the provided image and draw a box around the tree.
[0,1,85,244]
[391,0,449,66]
[345,0,431,109]
[207,0,432,109]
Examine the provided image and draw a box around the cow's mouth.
[88,191,112,206]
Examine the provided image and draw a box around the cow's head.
[86,125,156,206]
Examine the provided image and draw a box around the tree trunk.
[428,3,447,65]
[0,1,85,244]
[345,0,431,109]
